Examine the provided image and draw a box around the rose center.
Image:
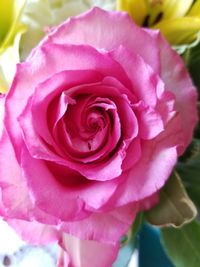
[62,96,115,154]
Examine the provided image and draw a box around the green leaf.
[177,151,200,210]
[179,138,200,162]
[182,38,200,95]
[131,212,144,238]
[161,220,200,267]
[177,149,200,183]
[145,172,197,227]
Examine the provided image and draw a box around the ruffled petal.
[108,115,182,206]
[158,32,198,151]
[20,145,121,219]
[0,131,33,219]
[6,219,60,245]
[61,203,138,243]
[111,46,159,107]
[37,7,161,74]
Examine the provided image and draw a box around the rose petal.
[37,7,161,74]
[158,32,198,151]
[59,233,119,267]
[20,98,123,182]
[108,115,182,206]
[111,46,158,107]
[32,70,102,147]
[20,144,122,219]
[61,96,121,161]
[0,133,58,224]
[137,105,164,140]
[6,219,60,245]
[139,191,160,211]
[122,137,141,171]
[5,43,131,160]
[21,145,90,221]
[0,190,5,217]
[0,131,33,219]
[20,78,140,181]
[61,203,138,243]
[19,70,103,160]
[156,90,176,125]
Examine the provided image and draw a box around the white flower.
[92,0,116,10]
[20,0,93,59]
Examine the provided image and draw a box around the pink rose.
[0,7,197,266]
[58,233,119,267]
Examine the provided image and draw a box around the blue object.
[113,241,135,267]
[139,224,174,267]
[113,233,136,267]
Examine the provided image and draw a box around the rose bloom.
[0,7,198,267]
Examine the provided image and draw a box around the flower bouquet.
[0,1,200,266]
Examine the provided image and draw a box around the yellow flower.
[117,0,200,45]
[0,0,26,92]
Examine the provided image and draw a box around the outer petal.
[108,115,182,206]
[59,234,119,267]
[110,46,161,107]
[0,130,58,224]
[0,190,5,216]
[21,145,89,221]
[60,203,138,243]
[139,191,160,211]
[0,96,7,216]
[158,32,198,151]
[35,7,161,74]
[20,144,122,220]
[137,106,164,139]
[0,130,33,219]
[6,219,60,245]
